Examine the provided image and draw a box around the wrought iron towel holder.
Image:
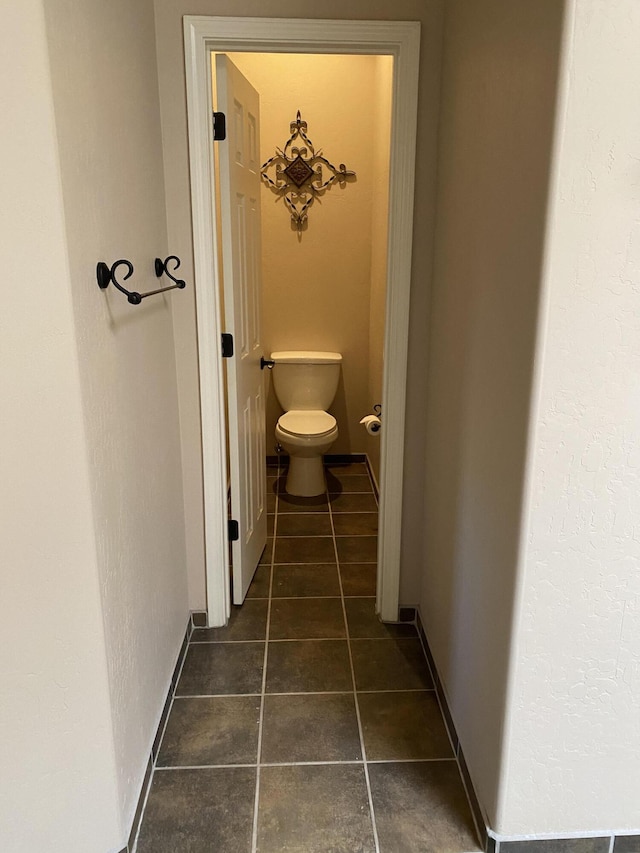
[96,256,186,305]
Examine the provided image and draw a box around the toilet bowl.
[271,351,342,496]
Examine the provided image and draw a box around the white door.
[216,55,267,604]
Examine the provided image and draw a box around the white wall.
[499,0,640,836]
[0,3,121,850]
[154,0,445,610]
[422,0,565,827]
[42,0,189,839]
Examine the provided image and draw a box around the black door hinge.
[221,333,234,358]
[213,111,226,141]
[228,519,239,542]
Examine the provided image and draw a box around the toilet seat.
[278,410,336,438]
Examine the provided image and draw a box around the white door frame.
[183,16,421,626]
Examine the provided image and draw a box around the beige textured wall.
[154,0,445,609]
[0,3,121,850]
[364,56,393,484]
[422,0,565,828]
[42,0,189,842]
[225,52,389,458]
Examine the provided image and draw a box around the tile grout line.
[250,479,277,853]
[327,478,381,853]
[130,633,192,853]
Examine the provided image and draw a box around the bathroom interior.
[213,51,394,593]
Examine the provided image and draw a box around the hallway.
[134,460,481,852]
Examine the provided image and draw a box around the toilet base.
[285,455,326,497]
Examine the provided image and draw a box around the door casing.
[183,16,421,626]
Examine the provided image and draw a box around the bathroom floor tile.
[259,539,274,565]
[274,535,336,564]
[336,535,378,563]
[327,474,373,493]
[340,563,377,596]
[191,599,268,642]
[265,639,353,693]
[332,512,379,535]
[136,767,255,853]
[614,838,640,853]
[157,696,260,766]
[261,693,361,763]
[369,761,481,853]
[246,563,271,599]
[267,513,275,535]
[176,643,264,696]
[329,492,378,513]
[272,563,341,598]
[358,691,453,760]
[276,513,333,537]
[325,462,369,478]
[351,639,433,691]
[269,598,345,640]
[278,492,329,513]
[345,597,417,639]
[257,764,375,853]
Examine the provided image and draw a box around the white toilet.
[272,351,342,496]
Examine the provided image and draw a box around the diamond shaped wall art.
[260,111,356,235]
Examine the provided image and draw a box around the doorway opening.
[183,17,420,627]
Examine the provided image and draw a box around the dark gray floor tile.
[369,761,481,853]
[176,643,264,696]
[191,599,267,642]
[258,764,375,853]
[345,597,417,639]
[502,840,611,853]
[340,563,377,596]
[327,474,373,493]
[267,513,275,535]
[359,691,453,760]
[266,639,353,693]
[326,462,369,478]
[275,535,336,564]
[246,563,271,599]
[261,694,361,763]
[272,563,340,598]
[259,539,274,565]
[351,639,433,691]
[278,492,329,513]
[333,513,379,535]
[269,598,345,639]
[266,490,276,512]
[136,767,255,853]
[276,513,333,537]
[157,697,260,766]
[615,838,640,853]
[329,492,378,513]
[336,535,379,563]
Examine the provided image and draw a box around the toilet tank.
[271,351,342,411]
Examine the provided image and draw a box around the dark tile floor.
[134,461,481,853]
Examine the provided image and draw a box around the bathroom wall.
[224,51,391,460]
[422,0,565,828]
[365,56,393,485]
[500,0,640,836]
[42,0,189,844]
[154,0,445,610]
[0,2,121,850]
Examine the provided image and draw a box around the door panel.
[216,55,267,604]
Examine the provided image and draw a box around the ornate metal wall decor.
[260,111,356,234]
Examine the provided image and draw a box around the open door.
[216,55,267,604]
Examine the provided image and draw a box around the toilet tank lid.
[271,351,342,364]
